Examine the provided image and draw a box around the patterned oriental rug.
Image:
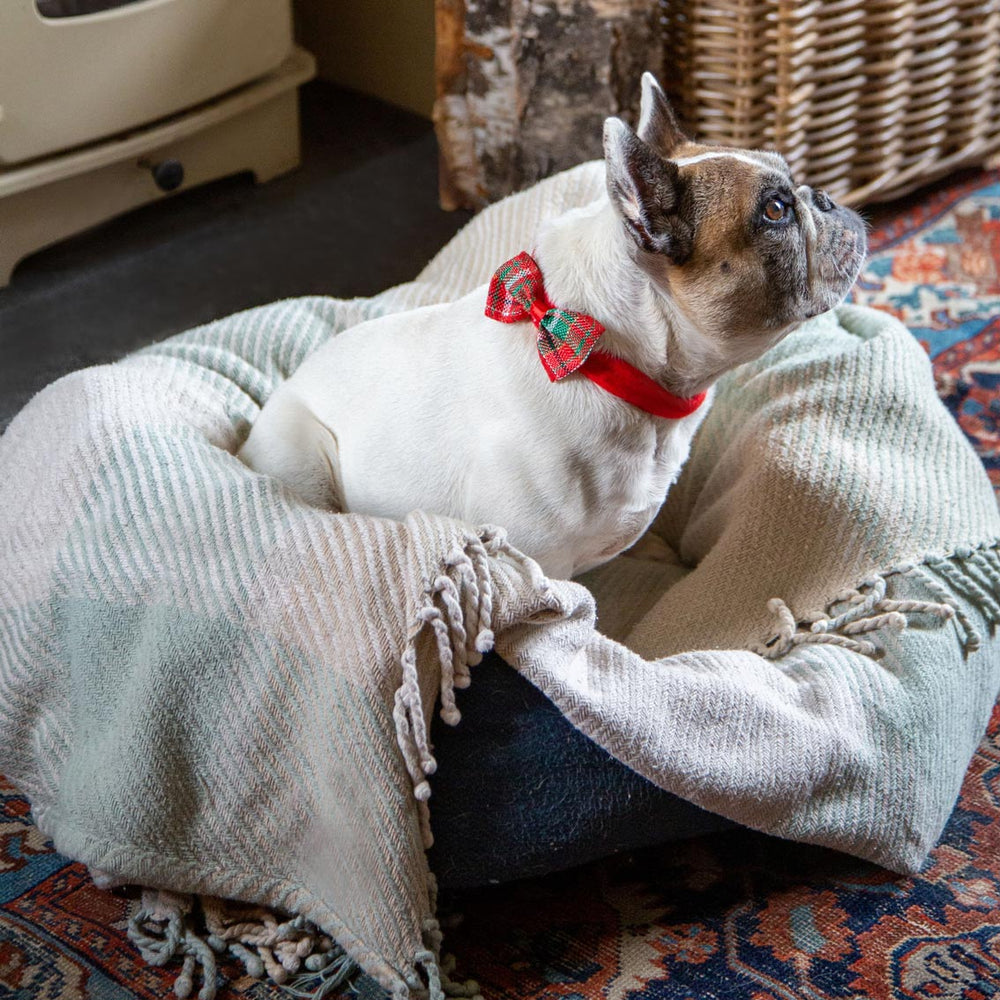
[3,168,1000,999]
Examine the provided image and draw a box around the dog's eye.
[763,197,790,223]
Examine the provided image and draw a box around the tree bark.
[434,0,664,210]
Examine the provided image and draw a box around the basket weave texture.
[661,0,1000,204]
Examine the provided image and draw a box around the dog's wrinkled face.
[604,75,867,388]
[659,145,867,333]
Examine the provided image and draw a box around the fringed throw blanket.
[1,163,999,1000]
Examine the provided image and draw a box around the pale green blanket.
[1,163,999,999]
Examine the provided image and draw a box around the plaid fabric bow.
[485,252,605,381]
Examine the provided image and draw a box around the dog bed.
[1,162,999,1000]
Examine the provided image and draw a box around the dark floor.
[0,81,472,431]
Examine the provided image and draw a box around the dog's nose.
[812,189,835,212]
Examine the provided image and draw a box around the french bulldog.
[238,73,866,580]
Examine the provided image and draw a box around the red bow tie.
[485,251,707,420]
[485,251,604,381]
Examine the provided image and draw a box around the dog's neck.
[534,201,673,380]
[533,198,761,398]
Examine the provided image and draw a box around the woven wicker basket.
[660,0,1000,205]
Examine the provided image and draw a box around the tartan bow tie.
[485,251,605,381]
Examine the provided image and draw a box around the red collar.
[485,251,707,420]
[580,351,707,419]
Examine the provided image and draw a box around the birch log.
[434,0,664,209]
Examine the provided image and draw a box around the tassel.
[128,890,218,1000]
[754,542,1000,661]
[391,528,505,849]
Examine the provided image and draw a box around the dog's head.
[604,74,866,390]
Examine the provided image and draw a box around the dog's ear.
[604,117,693,265]
[637,72,686,159]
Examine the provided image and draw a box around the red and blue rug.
[3,169,1000,999]
[860,170,1000,492]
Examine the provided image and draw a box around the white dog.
[239,74,866,580]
